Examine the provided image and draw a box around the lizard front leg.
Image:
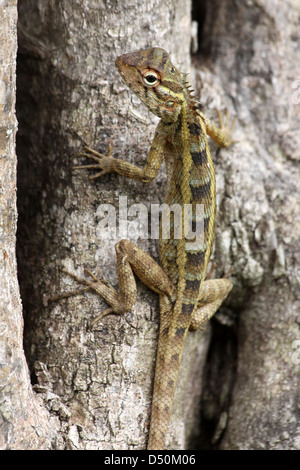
[53,239,175,328]
[200,109,236,148]
[73,120,166,183]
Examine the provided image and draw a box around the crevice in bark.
[16,20,71,374]
[191,0,207,54]
[198,314,238,449]
[16,47,44,372]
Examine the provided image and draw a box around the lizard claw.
[205,261,215,280]
[223,266,234,278]
[88,308,114,330]
[84,269,112,288]
[217,109,236,130]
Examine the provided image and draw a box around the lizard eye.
[143,70,160,87]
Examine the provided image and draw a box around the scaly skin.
[54,48,235,450]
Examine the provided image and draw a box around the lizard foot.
[48,268,104,303]
[216,109,237,146]
[48,268,119,328]
[72,143,115,179]
[62,267,116,295]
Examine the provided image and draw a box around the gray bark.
[2,0,299,450]
[0,0,56,450]
[197,0,300,450]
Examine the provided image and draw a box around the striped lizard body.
[55,48,235,449]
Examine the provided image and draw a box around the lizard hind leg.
[189,277,233,331]
[48,266,126,317]
[49,242,138,326]
[50,239,174,329]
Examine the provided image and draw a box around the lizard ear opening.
[164,99,176,110]
[142,70,160,87]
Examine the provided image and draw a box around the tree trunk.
[0,0,55,449]
[1,0,299,450]
[195,0,300,450]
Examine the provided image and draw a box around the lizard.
[53,48,235,450]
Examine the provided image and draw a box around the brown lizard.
[54,48,235,450]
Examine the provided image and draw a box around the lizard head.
[116,48,188,123]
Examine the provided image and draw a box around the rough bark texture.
[193,0,300,450]
[0,0,56,450]
[3,0,299,450]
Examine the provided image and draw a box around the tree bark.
[195,0,300,450]
[0,0,56,449]
[2,0,299,450]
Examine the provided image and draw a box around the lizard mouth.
[115,56,131,82]
[115,56,124,75]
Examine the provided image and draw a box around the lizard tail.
[147,297,190,450]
